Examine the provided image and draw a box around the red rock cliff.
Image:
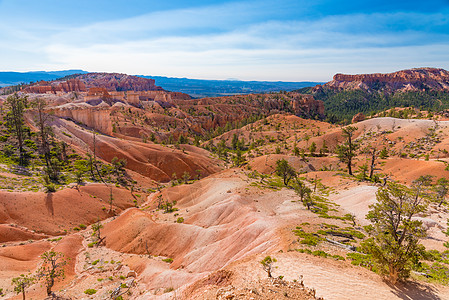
[23,79,86,93]
[324,68,449,92]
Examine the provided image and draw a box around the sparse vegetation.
[36,251,68,296]
[84,288,97,295]
[261,256,276,278]
[11,273,35,300]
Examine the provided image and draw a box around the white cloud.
[1,1,448,80]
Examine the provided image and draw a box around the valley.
[0,69,449,299]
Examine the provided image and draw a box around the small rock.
[127,270,137,278]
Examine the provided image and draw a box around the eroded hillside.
[1,75,449,299]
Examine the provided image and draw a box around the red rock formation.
[25,85,54,93]
[75,73,164,91]
[290,93,325,116]
[59,79,86,92]
[169,92,191,100]
[323,68,449,92]
[22,73,162,94]
[87,87,111,99]
[23,79,86,94]
[352,112,365,123]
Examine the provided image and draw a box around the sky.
[0,0,448,81]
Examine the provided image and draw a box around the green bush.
[45,183,56,193]
[332,254,345,261]
[415,262,449,284]
[346,253,375,271]
[84,289,97,295]
[296,248,312,254]
[312,250,328,258]
[24,139,37,150]
[176,217,184,223]
[162,258,173,263]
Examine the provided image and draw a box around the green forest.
[297,87,449,123]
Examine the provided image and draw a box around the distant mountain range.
[0,70,88,87]
[138,75,323,98]
[0,70,322,97]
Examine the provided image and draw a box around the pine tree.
[275,159,296,186]
[336,126,358,175]
[5,94,28,165]
[362,182,428,283]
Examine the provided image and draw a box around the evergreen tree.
[275,159,296,186]
[11,273,35,300]
[309,142,317,156]
[5,93,28,165]
[336,126,358,175]
[362,182,428,284]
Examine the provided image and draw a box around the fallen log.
[325,237,357,252]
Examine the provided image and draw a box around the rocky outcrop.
[50,106,113,135]
[22,73,163,94]
[321,68,449,93]
[23,79,86,94]
[290,93,325,116]
[59,79,87,92]
[352,112,365,123]
[75,73,164,91]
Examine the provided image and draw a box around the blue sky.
[0,0,448,81]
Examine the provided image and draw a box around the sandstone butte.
[22,73,164,94]
[314,67,449,92]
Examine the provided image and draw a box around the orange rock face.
[86,87,111,99]
[352,112,365,123]
[290,93,325,116]
[59,78,86,92]
[23,79,86,93]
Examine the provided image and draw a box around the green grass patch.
[293,227,322,246]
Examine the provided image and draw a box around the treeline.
[297,87,449,123]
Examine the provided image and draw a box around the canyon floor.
[1,92,449,299]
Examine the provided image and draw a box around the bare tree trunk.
[369,149,376,179]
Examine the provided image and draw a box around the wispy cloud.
[1,0,448,80]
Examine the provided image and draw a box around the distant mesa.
[314,67,449,93]
[75,73,164,92]
[21,72,164,95]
